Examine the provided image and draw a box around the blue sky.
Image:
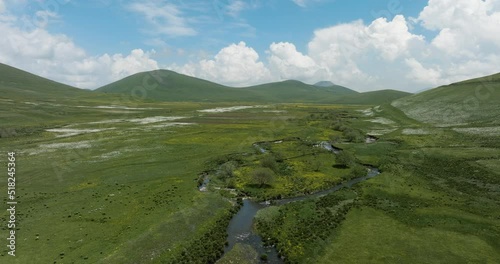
[1,0,500,92]
[37,0,429,62]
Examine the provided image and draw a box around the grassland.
[1,63,499,263]
[0,85,377,263]
[251,103,500,263]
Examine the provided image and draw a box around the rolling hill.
[0,63,411,105]
[243,79,358,102]
[96,69,410,104]
[392,72,500,126]
[0,63,90,101]
[96,69,251,102]
[97,70,360,103]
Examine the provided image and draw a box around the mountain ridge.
[392,72,500,125]
[1,63,413,104]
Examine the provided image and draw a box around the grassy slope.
[330,90,411,105]
[96,69,410,105]
[320,105,500,263]
[97,71,359,103]
[0,63,90,101]
[96,70,256,102]
[392,72,500,125]
[0,63,143,130]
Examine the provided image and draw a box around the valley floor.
[0,97,499,263]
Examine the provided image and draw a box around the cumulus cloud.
[404,58,441,86]
[420,0,500,56]
[172,41,271,87]
[2,0,500,93]
[0,16,158,88]
[411,0,500,85]
[169,2,500,92]
[268,42,326,81]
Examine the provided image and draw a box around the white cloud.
[404,58,441,86]
[168,3,500,92]
[367,16,424,61]
[299,15,425,90]
[0,17,158,89]
[268,42,326,81]
[34,10,59,28]
[225,1,247,17]
[128,2,197,37]
[419,0,500,55]
[172,41,271,87]
[2,0,500,93]
[0,0,5,13]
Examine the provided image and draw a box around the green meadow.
[1,63,499,263]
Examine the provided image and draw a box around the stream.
[221,141,380,263]
[223,167,380,263]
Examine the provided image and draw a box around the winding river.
[223,168,380,263]
[220,141,381,263]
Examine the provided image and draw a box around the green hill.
[243,80,358,102]
[96,69,253,102]
[0,63,91,101]
[96,69,410,104]
[0,63,133,129]
[392,72,500,125]
[329,89,411,105]
[0,64,410,105]
[97,71,359,103]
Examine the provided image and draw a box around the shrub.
[335,151,355,168]
[349,164,367,179]
[260,155,278,172]
[252,168,275,187]
[342,128,364,143]
[217,162,236,180]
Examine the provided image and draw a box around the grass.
[255,189,358,263]
[250,97,500,263]
[392,72,500,126]
[0,86,376,262]
[0,85,296,262]
[316,207,500,264]
[1,64,499,263]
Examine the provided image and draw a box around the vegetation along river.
[220,141,381,263]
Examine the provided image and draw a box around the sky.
[1,0,500,92]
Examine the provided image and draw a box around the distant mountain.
[0,63,411,105]
[97,69,248,102]
[0,63,90,100]
[314,81,336,87]
[97,71,366,103]
[392,73,500,125]
[242,80,358,102]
